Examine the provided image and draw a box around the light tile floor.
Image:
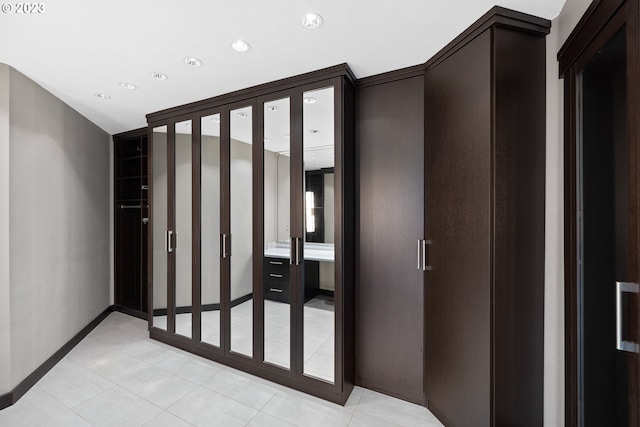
[0,311,443,427]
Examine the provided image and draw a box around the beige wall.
[544,0,592,425]
[0,64,11,394]
[5,65,110,390]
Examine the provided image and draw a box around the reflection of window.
[306,191,315,233]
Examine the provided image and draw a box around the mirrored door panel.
[263,97,291,369]
[175,120,193,338]
[230,106,254,357]
[302,87,335,383]
[201,113,221,347]
[152,125,168,330]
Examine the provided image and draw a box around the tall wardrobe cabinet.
[424,8,549,426]
[146,65,355,405]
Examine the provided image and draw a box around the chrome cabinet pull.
[417,239,432,271]
[221,234,231,258]
[166,230,174,253]
[269,273,284,278]
[269,288,284,293]
[270,260,283,265]
[616,281,639,353]
[296,237,302,266]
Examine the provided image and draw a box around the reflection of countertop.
[264,242,335,262]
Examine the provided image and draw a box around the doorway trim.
[559,0,640,425]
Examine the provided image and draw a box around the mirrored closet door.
[200,112,222,348]
[262,96,292,370]
[147,67,355,405]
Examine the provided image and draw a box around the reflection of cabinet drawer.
[264,258,290,281]
[264,281,290,303]
[264,257,290,303]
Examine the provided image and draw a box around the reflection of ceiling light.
[264,138,270,142]
[284,133,290,138]
[302,13,323,29]
[314,163,320,167]
[211,117,220,123]
[184,57,203,67]
[310,129,319,134]
[237,112,249,118]
[267,105,280,112]
[185,123,192,127]
[311,156,317,159]
[119,82,137,90]
[231,40,251,52]
[304,97,316,104]
[150,72,168,80]
[94,93,111,100]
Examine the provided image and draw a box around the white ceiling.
[0,0,565,135]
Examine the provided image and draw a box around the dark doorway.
[576,22,638,427]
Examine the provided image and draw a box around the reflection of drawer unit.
[263,257,320,304]
[264,257,290,303]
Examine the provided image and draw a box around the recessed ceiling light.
[94,93,111,100]
[237,111,250,118]
[184,57,203,67]
[119,82,137,90]
[150,72,168,81]
[302,13,323,29]
[231,40,251,53]
[304,97,316,104]
[267,106,280,112]
[211,117,220,123]
[310,129,319,134]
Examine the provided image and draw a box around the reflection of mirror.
[230,106,253,357]
[263,97,291,369]
[201,113,221,347]
[175,120,193,338]
[152,125,168,330]
[302,87,335,383]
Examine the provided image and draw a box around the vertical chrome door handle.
[166,230,174,253]
[289,237,302,266]
[221,234,230,258]
[616,281,639,353]
[294,237,302,266]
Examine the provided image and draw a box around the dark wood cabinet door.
[424,31,492,427]
[356,75,425,404]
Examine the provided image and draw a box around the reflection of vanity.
[263,242,334,303]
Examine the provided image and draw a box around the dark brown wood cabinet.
[114,128,148,319]
[424,8,549,426]
[355,70,426,405]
